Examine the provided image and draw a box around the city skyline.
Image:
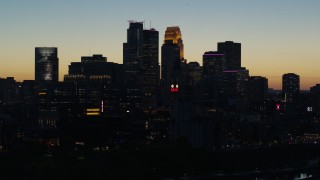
[1,0,320,90]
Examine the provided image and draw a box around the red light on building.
[276,103,281,111]
[170,84,179,93]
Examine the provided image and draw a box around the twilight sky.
[0,0,320,90]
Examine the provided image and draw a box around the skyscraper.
[140,28,159,107]
[223,68,249,100]
[161,26,186,101]
[164,26,184,60]
[161,40,180,98]
[282,73,300,102]
[123,21,144,86]
[248,76,268,103]
[217,41,241,70]
[202,51,225,101]
[35,47,59,83]
[123,21,160,108]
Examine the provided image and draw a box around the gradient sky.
[0,0,320,90]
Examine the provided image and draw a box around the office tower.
[248,76,268,103]
[161,40,180,96]
[202,51,225,101]
[223,68,249,100]
[282,73,300,102]
[123,21,144,86]
[217,41,241,70]
[310,84,320,113]
[34,47,59,128]
[122,21,144,108]
[0,77,16,105]
[67,54,122,81]
[123,21,160,108]
[164,26,184,60]
[187,61,202,87]
[35,47,59,83]
[140,28,159,107]
[65,54,124,113]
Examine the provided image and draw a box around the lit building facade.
[164,26,184,60]
[35,47,58,83]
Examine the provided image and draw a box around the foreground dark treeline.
[0,142,320,180]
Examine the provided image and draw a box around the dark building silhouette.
[123,21,143,86]
[35,47,58,83]
[282,73,300,102]
[202,51,224,101]
[140,28,159,108]
[66,54,122,82]
[218,41,241,70]
[64,54,124,114]
[81,54,106,63]
[310,84,320,94]
[160,41,182,107]
[248,76,268,103]
[187,61,202,88]
[123,21,160,109]
[0,77,17,105]
[160,26,186,101]
[223,68,249,101]
[310,84,320,114]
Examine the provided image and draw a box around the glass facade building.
[35,47,58,83]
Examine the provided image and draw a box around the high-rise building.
[282,73,300,102]
[0,77,17,105]
[161,26,185,98]
[65,54,124,111]
[123,21,144,86]
[123,21,160,109]
[202,51,225,101]
[161,40,180,98]
[223,68,249,100]
[248,76,268,103]
[35,47,58,83]
[122,21,144,109]
[140,28,159,107]
[164,26,184,60]
[187,61,202,87]
[217,41,241,70]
